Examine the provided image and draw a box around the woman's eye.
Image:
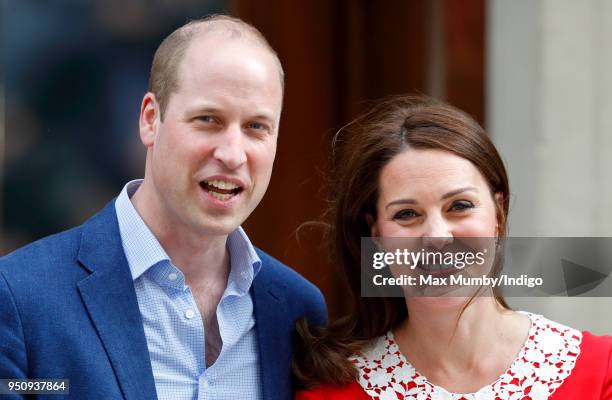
[393,209,418,220]
[449,200,474,212]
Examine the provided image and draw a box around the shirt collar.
[115,179,169,280]
[226,225,262,295]
[114,179,261,294]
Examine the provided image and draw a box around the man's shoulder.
[0,224,94,308]
[0,225,84,274]
[254,247,328,324]
[255,247,320,296]
[0,199,117,278]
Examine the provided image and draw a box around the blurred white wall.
[488,0,612,334]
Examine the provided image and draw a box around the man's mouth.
[200,179,244,202]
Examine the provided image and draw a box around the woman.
[294,96,612,399]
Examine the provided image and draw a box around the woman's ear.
[366,213,379,237]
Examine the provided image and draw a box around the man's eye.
[393,209,418,220]
[449,200,474,212]
[196,116,215,123]
[247,121,267,130]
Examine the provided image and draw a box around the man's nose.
[213,125,247,170]
[421,215,453,249]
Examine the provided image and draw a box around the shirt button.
[185,309,195,319]
[201,380,208,390]
[168,273,178,281]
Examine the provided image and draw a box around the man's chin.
[191,214,247,237]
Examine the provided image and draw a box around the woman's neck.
[393,297,530,392]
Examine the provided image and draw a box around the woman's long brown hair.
[292,95,511,389]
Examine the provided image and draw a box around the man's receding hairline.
[173,23,284,102]
[179,19,282,74]
[187,18,284,77]
[186,17,266,40]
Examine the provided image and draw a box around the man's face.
[143,36,283,237]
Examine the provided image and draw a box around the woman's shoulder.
[574,329,612,375]
[550,330,612,399]
[581,329,612,352]
[535,313,612,399]
[295,381,369,400]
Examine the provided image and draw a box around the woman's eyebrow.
[385,199,417,210]
[440,187,478,200]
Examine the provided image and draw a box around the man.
[0,15,327,400]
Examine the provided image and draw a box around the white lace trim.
[351,312,582,400]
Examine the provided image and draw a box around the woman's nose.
[421,216,453,249]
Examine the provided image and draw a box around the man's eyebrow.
[384,187,478,210]
[186,106,221,115]
[251,113,275,123]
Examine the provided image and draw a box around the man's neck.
[130,182,230,287]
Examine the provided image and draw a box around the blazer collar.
[252,253,293,400]
[76,200,158,400]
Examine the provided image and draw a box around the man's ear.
[366,213,379,237]
[139,92,160,148]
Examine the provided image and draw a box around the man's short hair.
[148,14,285,120]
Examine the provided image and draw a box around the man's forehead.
[187,34,256,61]
[179,42,277,85]
[167,35,282,119]
[178,28,283,88]
[173,45,281,109]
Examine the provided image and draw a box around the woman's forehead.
[379,149,488,196]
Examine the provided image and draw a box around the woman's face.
[371,148,500,240]
[370,148,502,300]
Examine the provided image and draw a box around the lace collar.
[351,312,582,400]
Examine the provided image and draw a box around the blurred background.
[1,0,611,333]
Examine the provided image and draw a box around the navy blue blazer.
[0,200,327,399]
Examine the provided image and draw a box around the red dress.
[296,313,612,400]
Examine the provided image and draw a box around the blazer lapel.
[252,261,292,400]
[76,201,157,400]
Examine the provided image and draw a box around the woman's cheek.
[381,222,415,238]
[455,217,498,237]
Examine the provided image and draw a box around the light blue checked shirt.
[115,180,263,400]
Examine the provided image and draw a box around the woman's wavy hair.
[293,95,511,389]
